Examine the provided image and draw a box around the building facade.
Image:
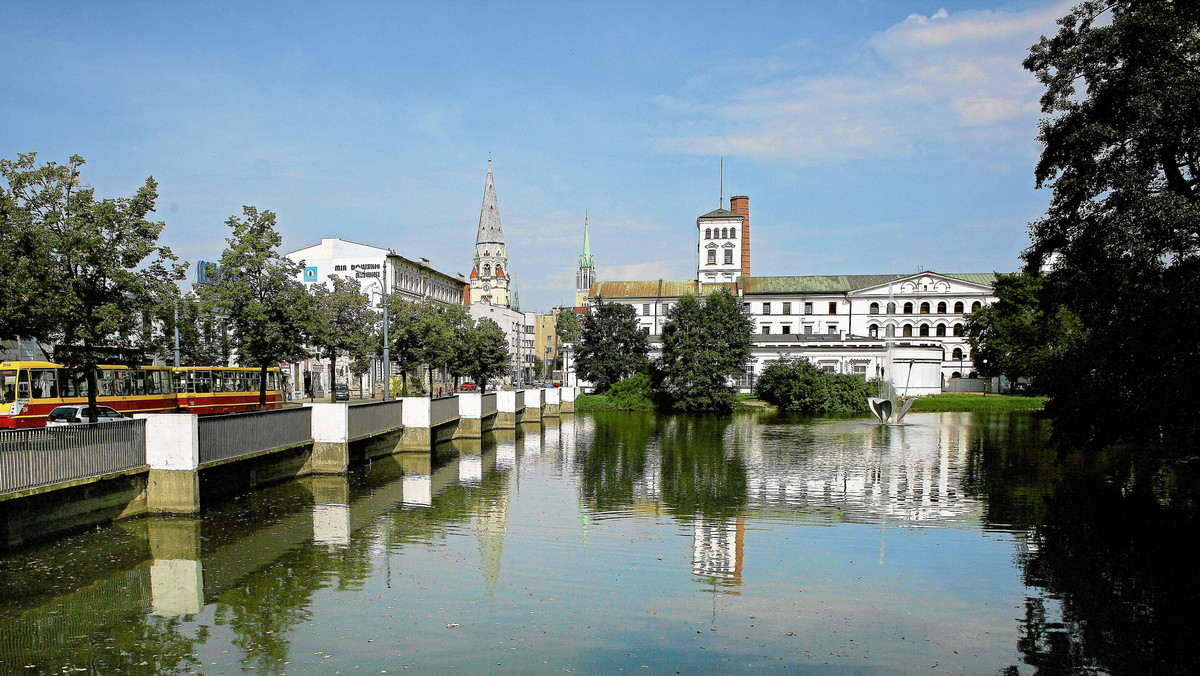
[584,197,998,395]
[285,237,465,397]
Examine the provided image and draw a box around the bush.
[576,373,655,411]
[754,359,873,413]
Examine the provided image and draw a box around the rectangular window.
[804,302,813,315]
[743,303,750,313]
[829,302,838,314]
[642,303,650,315]
[724,249,733,265]
[804,325,813,335]
[827,325,837,335]
[782,302,791,315]
[707,250,716,264]
[762,303,771,315]
[761,326,770,334]
[782,325,791,334]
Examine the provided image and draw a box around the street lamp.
[982,358,988,396]
[366,277,390,402]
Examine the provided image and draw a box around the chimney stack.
[730,195,750,278]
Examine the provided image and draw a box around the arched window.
[903,302,913,314]
[953,324,964,337]
[483,264,491,277]
[972,301,982,312]
[936,324,947,337]
[903,325,914,337]
[705,228,711,239]
[937,301,947,314]
[954,301,965,314]
[920,302,930,314]
[723,228,730,238]
[919,324,930,337]
[870,302,880,315]
[868,324,879,338]
[952,348,964,361]
[887,302,896,314]
[730,228,736,239]
[951,371,961,379]
[886,325,896,337]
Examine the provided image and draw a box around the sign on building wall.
[304,267,319,283]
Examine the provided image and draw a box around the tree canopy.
[1021,0,1200,448]
[0,153,184,419]
[309,275,376,402]
[461,317,509,392]
[575,299,649,393]
[652,287,752,412]
[201,206,313,407]
[754,359,873,413]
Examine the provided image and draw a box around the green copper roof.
[578,213,593,269]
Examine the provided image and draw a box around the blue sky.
[1,0,1068,311]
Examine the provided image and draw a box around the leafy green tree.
[575,299,649,393]
[965,272,1046,383]
[308,275,376,402]
[461,317,508,393]
[1022,1,1200,447]
[167,294,233,366]
[385,298,426,396]
[754,359,873,413]
[652,287,753,412]
[431,304,472,390]
[201,206,313,407]
[0,153,184,419]
[555,308,582,344]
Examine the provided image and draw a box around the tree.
[164,294,233,367]
[575,299,649,393]
[0,153,184,420]
[554,307,583,382]
[385,298,426,396]
[965,272,1048,384]
[430,304,472,391]
[309,275,376,402]
[1022,1,1200,447]
[461,318,508,393]
[652,288,753,412]
[201,206,312,408]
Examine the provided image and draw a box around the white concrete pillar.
[309,403,350,473]
[140,414,201,513]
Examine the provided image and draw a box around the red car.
[460,383,478,391]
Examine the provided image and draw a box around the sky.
[1,0,1070,312]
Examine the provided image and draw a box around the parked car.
[460,383,478,391]
[46,405,127,426]
[334,383,350,401]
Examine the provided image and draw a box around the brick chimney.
[730,195,750,278]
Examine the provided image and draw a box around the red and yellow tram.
[0,360,284,428]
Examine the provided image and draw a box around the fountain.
[868,346,914,424]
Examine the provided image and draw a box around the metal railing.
[0,419,146,496]
[348,399,403,440]
[198,407,312,466]
[481,393,497,417]
[431,396,459,426]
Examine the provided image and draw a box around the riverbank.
[576,391,1047,412]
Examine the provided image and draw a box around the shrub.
[754,359,873,413]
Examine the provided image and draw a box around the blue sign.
[195,260,221,285]
[304,267,319,283]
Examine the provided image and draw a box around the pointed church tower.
[470,159,511,307]
[575,212,595,308]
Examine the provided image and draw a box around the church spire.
[476,158,504,245]
[579,211,592,268]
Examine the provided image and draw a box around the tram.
[0,360,284,428]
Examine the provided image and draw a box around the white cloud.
[653,2,1070,165]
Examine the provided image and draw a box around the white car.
[46,405,128,426]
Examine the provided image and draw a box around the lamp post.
[367,277,390,402]
[982,358,988,396]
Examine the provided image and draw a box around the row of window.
[866,323,965,338]
[706,249,735,265]
[704,227,738,240]
[760,301,837,316]
[869,300,981,315]
[758,325,837,336]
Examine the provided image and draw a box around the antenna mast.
[719,157,724,209]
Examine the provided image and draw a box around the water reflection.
[0,411,1196,673]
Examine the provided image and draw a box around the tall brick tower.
[730,195,750,278]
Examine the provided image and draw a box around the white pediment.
[849,271,994,297]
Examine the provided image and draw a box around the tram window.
[268,372,279,391]
[99,371,115,397]
[1,369,17,402]
[238,371,251,392]
[193,371,212,393]
[162,371,174,394]
[174,372,188,393]
[131,371,146,396]
[248,372,261,393]
[31,369,58,399]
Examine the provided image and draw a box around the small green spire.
[579,212,593,268]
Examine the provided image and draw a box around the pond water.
[1,411,1196,674]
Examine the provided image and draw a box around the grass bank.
[575,391,767,412]
[907,393,1047,412]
